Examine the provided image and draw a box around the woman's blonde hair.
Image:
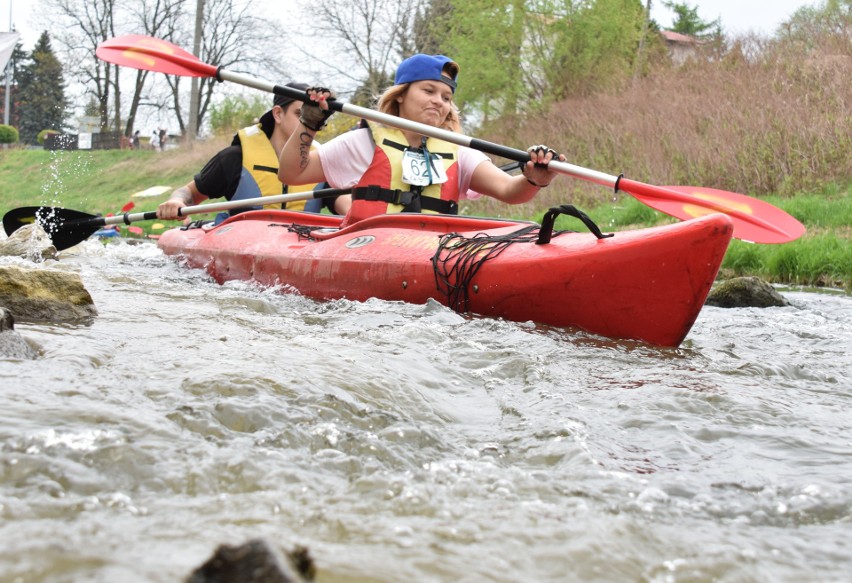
[375,79,461,133]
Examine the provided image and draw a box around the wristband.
[299,117,326,132]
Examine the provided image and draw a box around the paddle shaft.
[222,71,796,237]
[92,188,346,228]
[89,41,660,188]
[93,35,805,243]
[218,70,615,186]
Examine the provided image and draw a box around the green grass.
[0,145,220,238]
[724,233,851,289]
[0,148,210,214]
[1,147,850,291]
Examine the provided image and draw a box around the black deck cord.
[181,219,212,230]
[537,205,614,245]
[432,224,540,313]
[286,223,330,241]
[614,173,624,193]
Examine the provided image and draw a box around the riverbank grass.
[1,148,850,291]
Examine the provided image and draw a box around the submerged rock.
[0,265,97,322]
[705,276,791,308]
[0,307,12,332]
[0,307,38,359]
[0,223,58,262]
[185,539,315,583]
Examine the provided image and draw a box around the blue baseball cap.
[395,54,459,93]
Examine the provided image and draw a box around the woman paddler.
[278,54,565,227]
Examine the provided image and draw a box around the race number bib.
[401,149,448,186]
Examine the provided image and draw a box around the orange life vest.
[342,126,460,227]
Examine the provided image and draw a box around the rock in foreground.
[0,307,38,359]
[0,265,97,322]
[185,539,315,583]
[706,276,791,308]
[0,223,58,261]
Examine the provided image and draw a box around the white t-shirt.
[318,128,489,200]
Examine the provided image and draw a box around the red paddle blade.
[96,35,218,78]
[618,179,806,244]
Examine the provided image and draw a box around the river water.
[0,237,850,583]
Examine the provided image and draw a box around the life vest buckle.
[390,189,415,206]
[354,185,415,207]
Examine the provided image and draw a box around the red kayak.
[158,210,733,347]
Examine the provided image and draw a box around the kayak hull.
[158,211,733,347]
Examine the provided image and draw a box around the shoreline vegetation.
[1,24,849,291]
[0,145,849,292]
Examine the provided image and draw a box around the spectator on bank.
[150,128,160,151]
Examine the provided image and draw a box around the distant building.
[77,116,101,134]
[661,30,705,65]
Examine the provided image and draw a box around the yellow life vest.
[238,124,320,211]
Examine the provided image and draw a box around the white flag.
[0,32,21,72]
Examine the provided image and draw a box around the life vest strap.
[380,138,455,160]
[352,186,458,215]
[420,196,458,215]
[353,185,415,206]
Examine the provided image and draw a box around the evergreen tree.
[350,70,395,108]
[662,1,722,38]
[83,96,100,117]
[16,31,69,144]
[412,0,453,55]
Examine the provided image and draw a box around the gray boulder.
[0,223,58,261]
[185,539,314,583]
[0,265,97,322]
[0,307,38,359]
[705,276,791,308]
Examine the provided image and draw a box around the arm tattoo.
[298,131,313,171]
[172,186,193,205]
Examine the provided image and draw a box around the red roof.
[661,30,701,44]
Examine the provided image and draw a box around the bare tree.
[123,0,187,136]
[46,0,118,132]
[163,0,280,134]
[300,0,425,102]
[39,0,287,138]
[45,0,188,135]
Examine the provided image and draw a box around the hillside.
[466,30,851,219]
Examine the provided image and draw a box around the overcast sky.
[4,0,821,49]
[650,0,819,34]
[2,0,821,131]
